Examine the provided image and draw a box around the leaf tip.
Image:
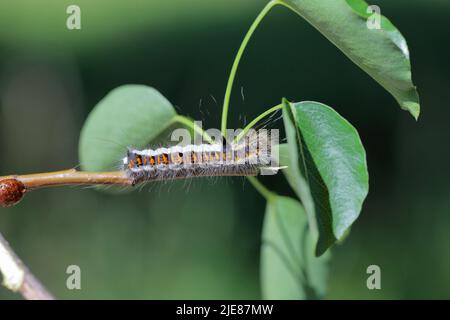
[403,101,420,120]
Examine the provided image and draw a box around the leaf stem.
[173,115,214,144]
[234,103,283,143]
[247,176,275,201]
[221,0,279,135]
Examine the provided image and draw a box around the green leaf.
[79,84,177,172]
[278,0,420,119]
[282,100,369,255]
[261,195,329,299]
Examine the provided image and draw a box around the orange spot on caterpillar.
[162,153,169,165]
[156,154,169,165]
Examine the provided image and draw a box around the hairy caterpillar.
[123,131,277,185]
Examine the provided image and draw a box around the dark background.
[0,0,449,299]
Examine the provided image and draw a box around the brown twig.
[0,168,258,207]
[1,169,131,189]
[0,169,131,207]
[0,232,54,300]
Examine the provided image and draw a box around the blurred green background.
[0,0,449,299]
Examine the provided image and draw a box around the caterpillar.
[123,131,276,185]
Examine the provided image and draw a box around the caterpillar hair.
[123,130,276,185]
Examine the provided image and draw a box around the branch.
[0,169,132,207]
[0,231,54,300]
[1,169,131,189]
[0,168,257,207]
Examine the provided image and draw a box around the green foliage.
[261,195,329,299]
[281,100,369,255]
[79,85,177,172]
[77,0,419,300]
[278,0,420,119]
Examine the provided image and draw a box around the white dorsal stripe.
[131,143,224,158]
